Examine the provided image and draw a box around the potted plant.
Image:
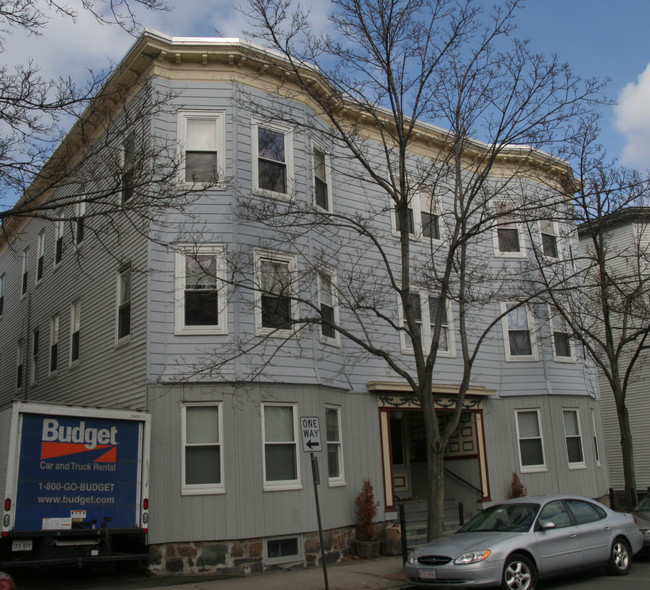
[354,478,380,558]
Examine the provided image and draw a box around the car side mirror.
[540,520,556,530]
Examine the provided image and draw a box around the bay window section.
[253,120,294,198]
[326,406,345,486]
[175,245,227,335]
[313,147,331,211]
[550,306,574,361]
[502,302,537,361]
[179,111,225,184]
[319,271,338,343]
[256,252,297,335]
[563,409,585,468]
[69,299,81,365]
[540,219,559,258]
[182,404,224,494]
[263,403,300,490]
[515,409,546,472]
[117,266,132,342]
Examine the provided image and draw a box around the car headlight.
[454,550,491,565]
[406,550,415,565]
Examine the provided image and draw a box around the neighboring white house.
[0,31,609,575]
[578,208,650,500]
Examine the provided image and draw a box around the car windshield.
[635,494,650,511]
[459,503,540,533]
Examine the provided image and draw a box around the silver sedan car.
[405,495,643,590]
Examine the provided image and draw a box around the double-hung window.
[54,215,64,266]
[591,409,601,467]
[21,248,29,296]
[255,251,297,335]
[540,219,559,258]
[0,273,5,316]
[326,406,345,486]
[49,314,59,374]
[494,203,524,256]
[401,292,455,356]
[502,302,537,361]
[31,328,39,385]
[16,340,24,389]
[549,306,574,361]
[175,245,227,335]
[182,404,224,494]
[563,409,585,468]
[319,271,339,344]
[253,120,293,198]
[313,147,331,211]
[74,201,85,246]
[421,210,441,241]
[36,231,45,283]
[262,403,300,490]
[515,409,546,472]
[179,111,225,184]
[122,133,135,202]
[70,299,81,365]
[117,266,132,342]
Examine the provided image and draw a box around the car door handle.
[569,532,578,538]
[603,525,611,530]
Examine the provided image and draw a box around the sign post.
[300,417,328,590]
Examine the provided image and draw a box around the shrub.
[509,472,527,498]
[354,478,380,540]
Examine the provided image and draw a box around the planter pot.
[355,539,380,559]
[381,538,402,556]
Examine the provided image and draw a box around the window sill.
[567,463,587,470]
[252,187,292,201]
[182,485,225,495]
[519,466,548,474]
[553,356,576,364]
[263,482,302,492]
[115,335,132,349]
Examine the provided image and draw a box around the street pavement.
[8,547,650,589]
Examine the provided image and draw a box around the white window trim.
[325,405,345,487]
[36,231,45,285]
[563,408,586,470]
[501,302,538,362]
[16,340,24,390]
[263,534,304,565]
[69,299,81,367]
[391,196,422,238]
[174,244,228,336]
[254,250,299,337]
[400,292,456,357]
[252,118,295,200]
[30,328,39,385]
[312,141,333,212]
[492,203,526,258]
[418,192,445,244]
[48,315,59,376]
[548,305,575,363]
[539,219,562,260]
[73,201,85,247]
[115,266,132,346]
[318,270,340,346]
[591,409,601,467]
[21,247,29,297]
[54,215,64,268]
[181,403,225,495]
[177,110,227,187]
[262,402,301,491]
[515,409,547,473]
[0,273,5,317]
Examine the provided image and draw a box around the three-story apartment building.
[0,31,609,574]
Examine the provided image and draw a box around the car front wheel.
[501,553,537,590]
[607,537,631,575]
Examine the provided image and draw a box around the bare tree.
[0,0,174,233]
[533,118,650,510]
[174,0,606,541]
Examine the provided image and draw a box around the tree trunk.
[616,401,638,510]
[426,439,446,541]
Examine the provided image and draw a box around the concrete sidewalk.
[143,556,411,590]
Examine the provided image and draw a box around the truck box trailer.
[0,401,150,567]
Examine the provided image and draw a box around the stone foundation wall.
[148,525,359,576]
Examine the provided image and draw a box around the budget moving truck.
[0,401,150,567]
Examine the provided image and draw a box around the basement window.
[265,536,302,564]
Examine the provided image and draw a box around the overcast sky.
[6,0,650,169]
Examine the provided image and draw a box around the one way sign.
[300,416,322,452]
